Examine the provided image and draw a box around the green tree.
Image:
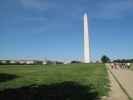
[101,55,110,63]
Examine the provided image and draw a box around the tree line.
[101,55,133,63]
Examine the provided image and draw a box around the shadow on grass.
[0,81,99,100]
[0,73,18,83]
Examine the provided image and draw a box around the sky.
[0,0,133,61]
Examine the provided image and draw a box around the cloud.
[19,0,47,10]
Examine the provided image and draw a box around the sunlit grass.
[0,64,109,96]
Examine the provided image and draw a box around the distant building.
[64,60,71,64]
[18,60,25,64]
[0,60,7,64]
[16,60,35,64]
[25,60,34,64]
[10,60,16,64]
[42,61,47,64]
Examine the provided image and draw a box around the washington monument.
[83,13,91,63]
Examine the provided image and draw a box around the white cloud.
[20,0,47,10]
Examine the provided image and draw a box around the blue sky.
[0,0,133,61]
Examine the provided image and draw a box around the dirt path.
[109,66,133,100]
[106,64,129,100]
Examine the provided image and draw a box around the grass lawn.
[0,64,109,100]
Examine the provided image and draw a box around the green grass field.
[0,64,109,100]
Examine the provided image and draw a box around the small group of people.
[110,63,131,69]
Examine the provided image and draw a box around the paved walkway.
[106,64,133,100]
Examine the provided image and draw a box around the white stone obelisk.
[83,13,91,63]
